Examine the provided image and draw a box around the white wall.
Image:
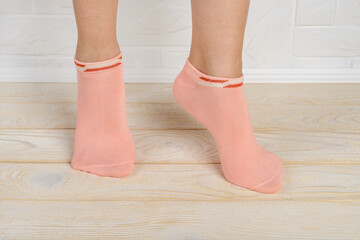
[0,0,359,82]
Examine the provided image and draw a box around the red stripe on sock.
[224,82,243,88]
[74,62,86,67]
[75,55,122,68]
[199,76,228,83]
[84,62,122,72]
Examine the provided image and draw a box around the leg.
[173,0,283,193]
[73,0,120,62]
[71,0,135,177]
[189,0,249,78]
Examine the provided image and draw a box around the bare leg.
[72,0,120,62]
[189,0,249,78]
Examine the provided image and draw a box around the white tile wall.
[296,0,337,26]
[32,0,73,14]
[336,0,360,26]
[0,0,31,14]
[0,0,359,82]
[293,27,360,57]
[244,0,295,68]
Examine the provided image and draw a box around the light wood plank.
[0,83,359,240]
[1,129,359,164]
[127,83,360,105]
[0,83,359,130]
[1,83,360,105]
[1,163,359,201]
[0,101,359,130]
[1,200,360,239]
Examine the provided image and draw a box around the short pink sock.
[173,59,283,193]
[71,53,136,178]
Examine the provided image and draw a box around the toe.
[71,161,134,178]
[251,158,283,194]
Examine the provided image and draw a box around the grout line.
[1,162,360,165]
[2,199,359,202]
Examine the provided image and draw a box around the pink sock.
[71,53,136,178]
[173,59,283,193]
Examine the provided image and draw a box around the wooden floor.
[0,83,360,239]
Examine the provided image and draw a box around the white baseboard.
[0,67,359,83]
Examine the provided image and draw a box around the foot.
[173,59,283,193]
[71,53,136,178]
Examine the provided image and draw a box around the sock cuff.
[74,52,122,72]
[184,58,244,88]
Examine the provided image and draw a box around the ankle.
[188,48,243,78]
[75,42,121,62]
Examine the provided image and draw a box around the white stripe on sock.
[198,77,243,88]
[76,58,122,72]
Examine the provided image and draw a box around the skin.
[188,0,250,78]
[72,0,250,77]
[72,0,120,62]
